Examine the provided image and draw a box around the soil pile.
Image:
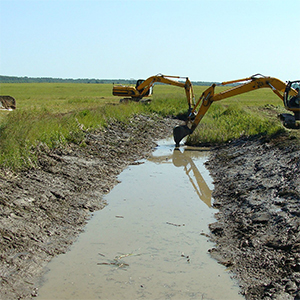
[206,133,300,300]
[0,114,180,299]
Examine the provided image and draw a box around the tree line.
[0,75,217,86]
[0,75,137,84]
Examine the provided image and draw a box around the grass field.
[0,83,118,114]
[0,82,292,170]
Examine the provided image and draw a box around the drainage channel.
[37,139,244,300]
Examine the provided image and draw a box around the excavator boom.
[174,74,300,146]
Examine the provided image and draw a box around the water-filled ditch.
[37,139,244,300]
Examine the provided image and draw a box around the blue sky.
[0,0,299,82]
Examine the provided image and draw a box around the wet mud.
[0,114,180,299]
[0,113,300,299]
[36,143,243,300]
[205,134,300,300]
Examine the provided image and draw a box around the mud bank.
[1,113,300,300]
[0,114,180,299]
[206,133,300,300]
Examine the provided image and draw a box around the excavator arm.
[173,74,299,146]
[113,74,195,109]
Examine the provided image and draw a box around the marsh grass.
[0,102,147,170]
[186,103,283,145]
[0,109,79,169]
[0,83,151,170]
[0,82,289,170]
[150,93,188,116]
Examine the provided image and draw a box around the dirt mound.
[0,96,16,110]
[0,114,180,299]
[206,134,300,300]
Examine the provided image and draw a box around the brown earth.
[0,114,299,300]
[206,133,300,300]
[0,114,180,299]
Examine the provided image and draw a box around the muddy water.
[37,140,244,300]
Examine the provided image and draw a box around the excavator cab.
[135,79,153,97]
[284,81,300,109]
[280,80,300,128]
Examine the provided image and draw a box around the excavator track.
[279,113,300,129]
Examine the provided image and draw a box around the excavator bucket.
[173,125,191,147]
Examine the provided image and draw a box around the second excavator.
[173,74,300,146]
[113,74,195,112]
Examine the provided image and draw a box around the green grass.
[151,85,287,145]
[0,83,118,115]
[186,86,287,145]
[0,83,150,170]
[0,82,293,171]
[186,103,284,145]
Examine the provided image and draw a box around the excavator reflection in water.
[148,147,212,207]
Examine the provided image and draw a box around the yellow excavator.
[113,74,195,111]
[173,74,300,146]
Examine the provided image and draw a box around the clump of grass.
[0,101,149,171]
[0,109,82,170]
[103,101,143,123]
[186,104,283,145]
[148,94,188,117]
